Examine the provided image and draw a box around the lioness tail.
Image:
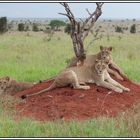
[21,82,56,99]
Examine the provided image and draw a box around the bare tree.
[59,2,104,63]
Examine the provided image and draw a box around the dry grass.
[117,103,140,137]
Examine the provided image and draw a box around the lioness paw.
[124,88,130,92]
[115,88,123,93]
[83,86,90,90]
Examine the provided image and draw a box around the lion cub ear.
[5,76,10,81]
[100,45,104,50]
[108,47,113,51]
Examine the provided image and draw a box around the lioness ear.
[108,47,112,51]
[5,76,10,81]
[100,45,103,50]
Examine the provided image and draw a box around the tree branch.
[59,2,103,63]
[81,2,104,40]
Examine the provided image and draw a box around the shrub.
[18,23,25,31]
[0,17,8,34]
[115,26,123,33]
[32,23,39,32]
[130,24,136,34]
[64,23,71,34]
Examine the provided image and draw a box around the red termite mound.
[13,74,140,121]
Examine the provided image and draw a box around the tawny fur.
[67,46,125,81]
[40,46,125,84]
[22,59,130,99]
[0,76,35,95]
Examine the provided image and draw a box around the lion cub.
[67,46,125,81]
[22,59,130,99]
[0,76,35,95]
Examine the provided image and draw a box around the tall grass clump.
[119,103,140,137]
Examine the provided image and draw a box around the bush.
[32,23,39,32]
[115,26,123,33]
[133,18,136,22]
[0,17,8,34]
[64,23,71,34]
[18,23,25,31]
[130,24,136,34]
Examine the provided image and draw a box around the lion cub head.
[94,59,109,75]
[0,76,35,95]
[99,46,112,63]
[0,76,11,94]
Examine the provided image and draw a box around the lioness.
[39,46,125,84]
[22,59,130,99]
[0,76,35,95]
[67,46,125,81]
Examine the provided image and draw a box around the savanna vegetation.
[0,2,140,136]
[0,30,140,137]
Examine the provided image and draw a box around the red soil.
[14,75,140,121]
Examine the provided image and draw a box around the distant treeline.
[0,16,137,34]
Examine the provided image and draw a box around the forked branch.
[59,2,104,62]
[81,3,104,40]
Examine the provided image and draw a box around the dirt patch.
[13,76,140,121]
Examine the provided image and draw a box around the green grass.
[0,31,140,137]
[0,32,140,82]
[0,32,72,82]
[0,115,128,137]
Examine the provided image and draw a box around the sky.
[0,2,140,19]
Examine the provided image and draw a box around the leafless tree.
[59,2,104,63]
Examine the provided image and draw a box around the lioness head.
[94,59,109,75]
[100,46,112,62]
[0,76,11,94]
